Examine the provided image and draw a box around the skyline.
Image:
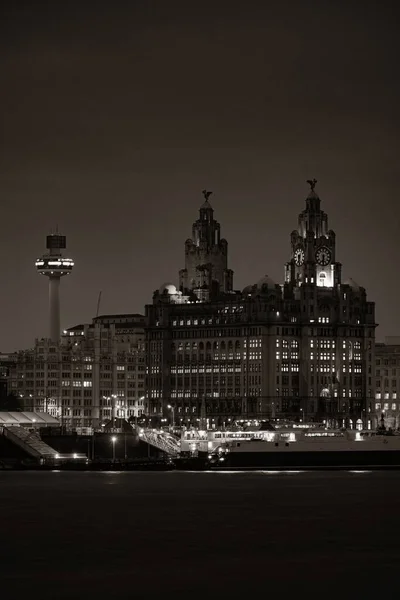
[1,182,394,350]
[2,0,399,350]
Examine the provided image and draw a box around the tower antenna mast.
[35,232,74,343]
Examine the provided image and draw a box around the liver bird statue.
[306,179,317,191]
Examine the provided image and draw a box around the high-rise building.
[375,337,400,429]
[8,314,146,430]
[145,184,376,428]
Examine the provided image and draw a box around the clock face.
[294,248,305,266]
[316,246,332,266]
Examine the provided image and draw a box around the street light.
[167,404,175,428]
[111,436,117,462]
[112,394,117,429]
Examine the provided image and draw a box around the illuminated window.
[375,403,381,410]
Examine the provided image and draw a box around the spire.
[179,190,233,299]
[306,178,320,204]
[297,179,327,237]
[200,189,213,210]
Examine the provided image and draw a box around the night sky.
[1,0,399,351]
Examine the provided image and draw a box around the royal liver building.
[145,183,376,428]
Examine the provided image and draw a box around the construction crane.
[96,291,102,318]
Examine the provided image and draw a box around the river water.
[1,470,399,598]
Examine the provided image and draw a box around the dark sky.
[1,0,399,351]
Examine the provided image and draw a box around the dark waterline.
[1,471,399,598]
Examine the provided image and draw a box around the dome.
[343,278,361,291]
[256,275,277,289]
[242,284,255,295]
[159,282,178,295]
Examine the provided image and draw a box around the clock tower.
[284,179,342,288]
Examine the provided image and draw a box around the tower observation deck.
[35,233,74,343]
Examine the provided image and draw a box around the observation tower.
[35,233,74,343]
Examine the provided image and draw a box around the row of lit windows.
[375,403,398,411]
[62,381,92,388]
[307,389,365,398]
[247,339,262,348]
[171,311,245,328]
[275,352,299,360]
[311,340,336,349]
[20,360,142,371]
[174,341,240,351]
[276,340,299,348]
[170,391,242,398]
[170,366,242,374]
[171,352,243,361]
[172,351,262,361]
[376,392,397,400]
[279,363,300,372]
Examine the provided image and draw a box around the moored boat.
[207,429,400,470]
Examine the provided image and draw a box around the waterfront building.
[0,353,14,405]
[145,184,376,427]
[375,337,400,429]
[8,314,146,431]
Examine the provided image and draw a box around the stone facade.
[145,186,376,428]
